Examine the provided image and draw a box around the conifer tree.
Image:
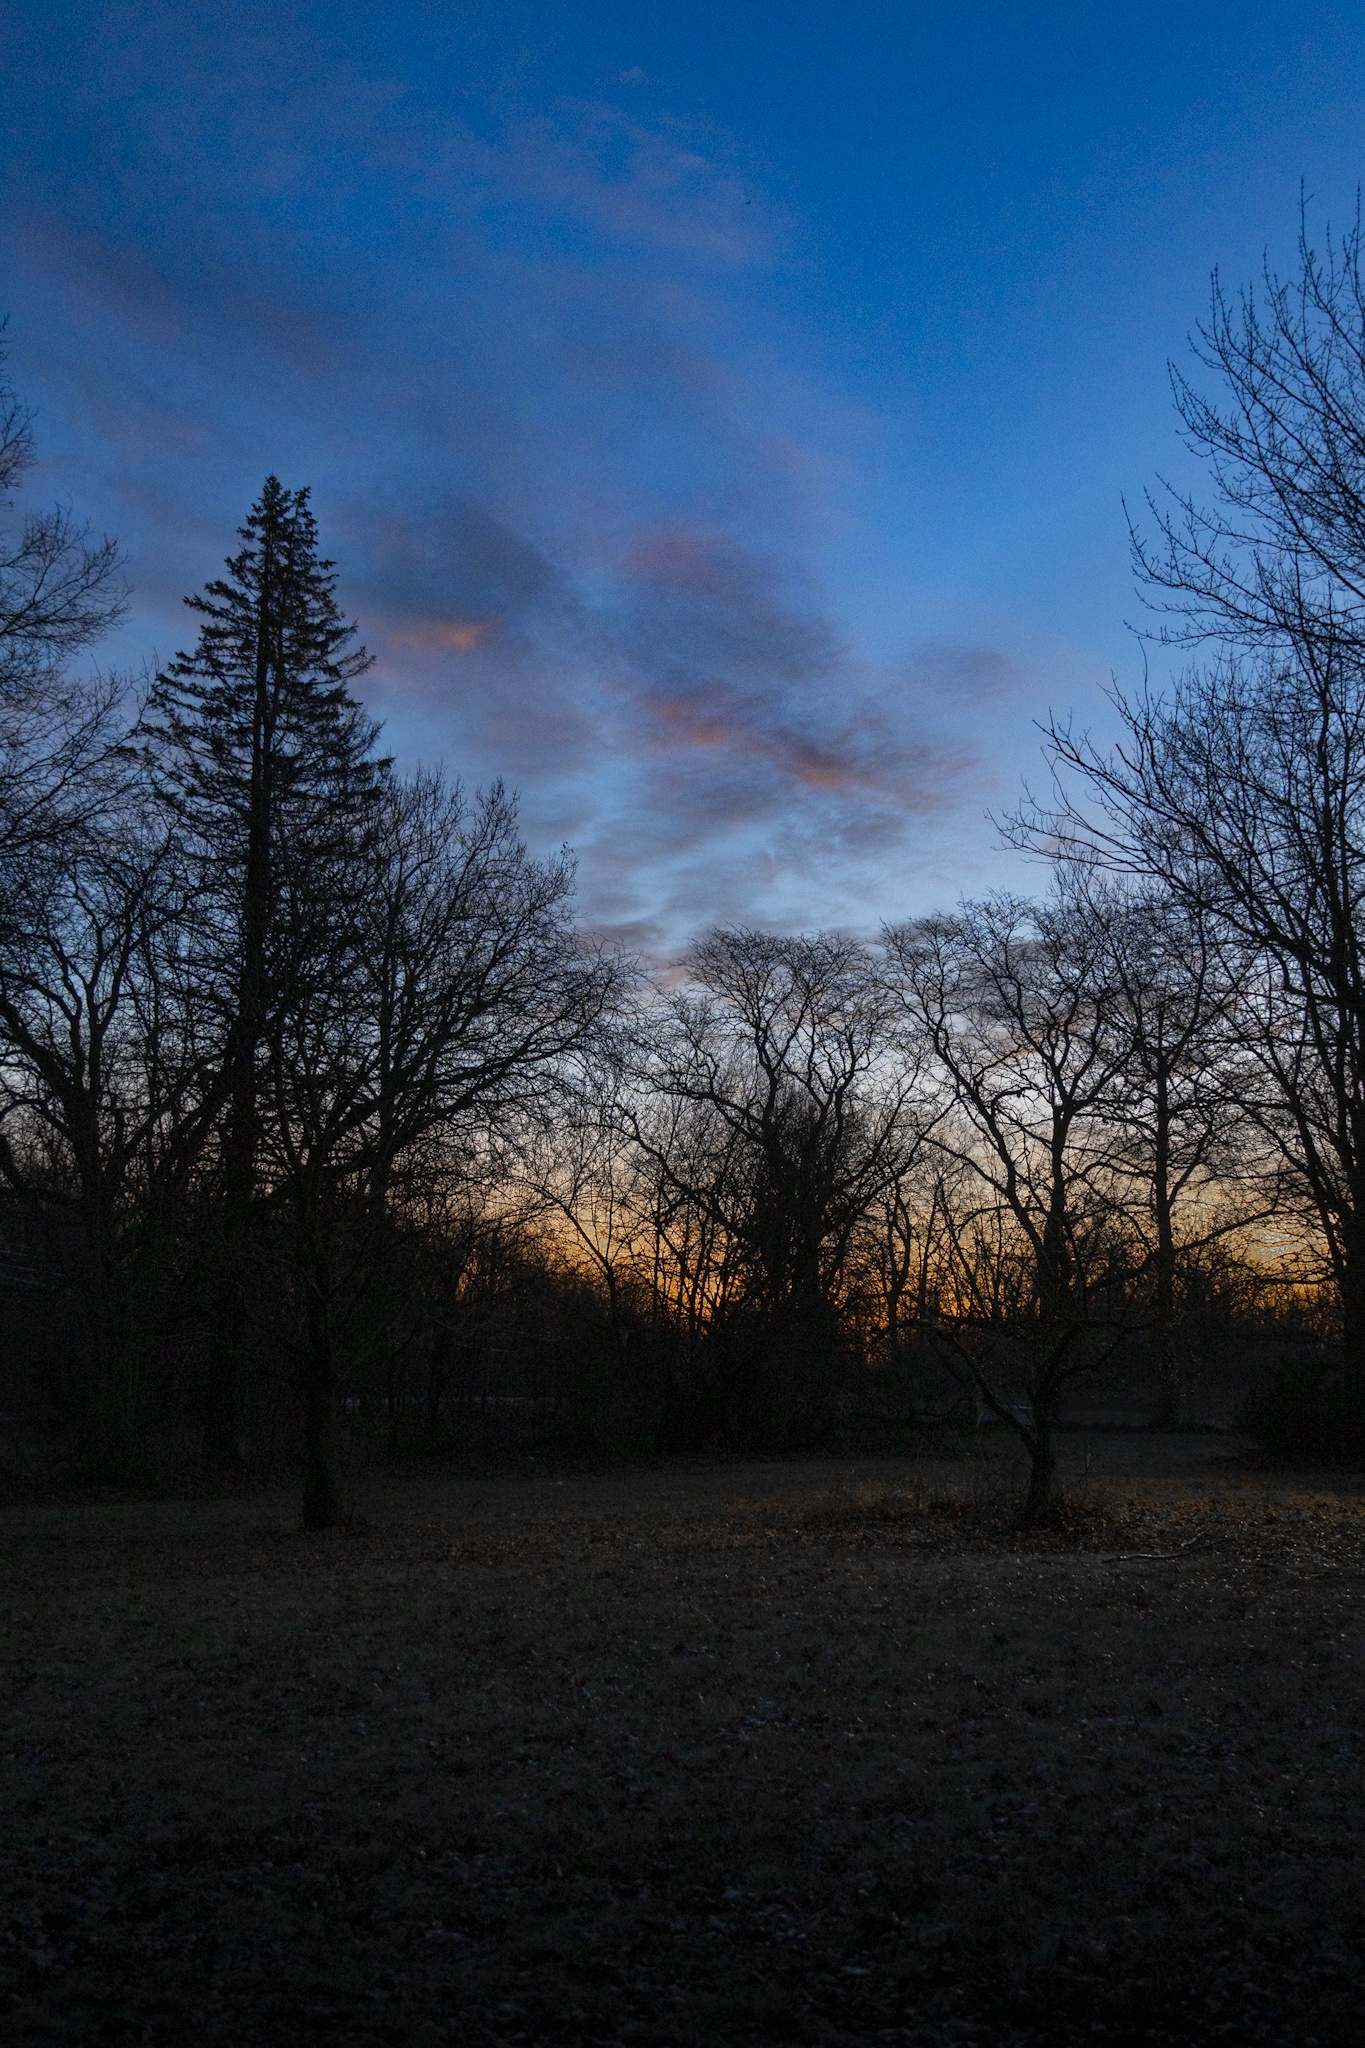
[145,478,385,1467]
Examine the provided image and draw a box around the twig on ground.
[1112,1536,1204,1561]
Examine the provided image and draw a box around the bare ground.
[2,1434,1364,2046]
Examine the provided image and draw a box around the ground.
[2,1434,1364,2045]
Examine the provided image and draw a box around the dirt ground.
[3,1434,1364,2046]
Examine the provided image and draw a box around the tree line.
[4,218,1365,1524]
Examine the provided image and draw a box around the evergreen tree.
[145,478,386,1466]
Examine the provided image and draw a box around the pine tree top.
[144,477,388,818]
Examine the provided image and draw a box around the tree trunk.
[77,1184,140,1479]
[1020,1407,1056,1527]
[954,1367,982,1431]
[1148,1341,1181,1434]
[206,1221,249,1473]
[302,1367,342,1529]
[1338,1219,1365,1435]
[301,1283,343,1529]
[202,1364,243,1473]
[207,559,278,1472]
[424,1325,449,1447]
[203,1189,248,1474]
[1148,1060,1181,1430]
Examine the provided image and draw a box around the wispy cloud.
[0,4,1011,951]
[615,524,973,811]
[499,104,775,266]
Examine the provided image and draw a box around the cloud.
[615,523,976,813]
[500,105,774,267]
[899,642,1018,705]
[0,7,1008,952]
[395,619,489,652]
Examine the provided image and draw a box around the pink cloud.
[642,681,971,808]
[394,618,491,653]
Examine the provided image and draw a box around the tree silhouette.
[144,478,386,1466]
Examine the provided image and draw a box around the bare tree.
[1039,661,1365,1402]
[631,1087,753,1435]
[259,773,622,1527]
[842,1152,985,1427]
[518,1048,659,1386]
[0,345,126,865]
[1025,216,1365,1414]
[628,930,924,1441]
[882,890,1135,1521]
[1085,879,1266,1424]
[0,798,202,1461]
[1130,209,1365,659]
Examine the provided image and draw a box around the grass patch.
[2,1440,1364,2043]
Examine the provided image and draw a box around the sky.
[4,1,1365,952]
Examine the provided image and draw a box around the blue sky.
[4,0,1365,949]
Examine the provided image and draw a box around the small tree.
[883,889,1134,1522]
